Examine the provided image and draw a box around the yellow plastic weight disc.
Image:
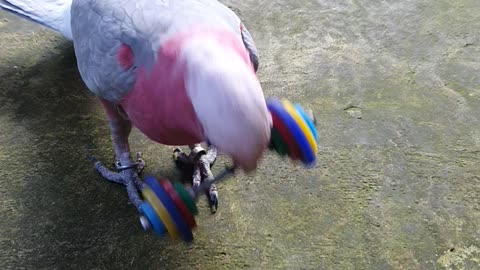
[142,187,180,240]
[281,99,318,157]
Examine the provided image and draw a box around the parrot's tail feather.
[0,0,72,40]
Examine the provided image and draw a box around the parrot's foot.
[89,152,146,211]
[173,145,219,213]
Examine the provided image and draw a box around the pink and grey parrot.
[1,0,272,212]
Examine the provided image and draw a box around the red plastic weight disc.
[158,179,197,229]
[271,112,302,160]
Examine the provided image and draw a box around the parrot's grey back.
[70,0,245,103]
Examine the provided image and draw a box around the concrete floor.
[1,0,479,269]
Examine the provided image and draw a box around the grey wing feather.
[240,24,259,72]
[70,0,157,103]
[70,0,257,102]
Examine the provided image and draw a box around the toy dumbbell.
[138,167,235,243]
[138,98,319,243]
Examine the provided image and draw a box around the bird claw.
[208,184,218,214]
[135,152,146,173]
[172,147,183,159]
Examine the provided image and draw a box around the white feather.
[0,0,72,40]
[180,37,272,170]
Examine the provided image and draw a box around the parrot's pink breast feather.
[118,26,252,146]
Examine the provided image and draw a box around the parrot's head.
[179,31,272,173]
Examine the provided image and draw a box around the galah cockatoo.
[1,0,272,212]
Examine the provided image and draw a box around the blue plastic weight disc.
[294,104,319,143]
[139,201,166,236]
[144,176,194,243]
[267,98,316,166]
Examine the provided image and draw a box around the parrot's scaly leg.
[90,156,144,210]
[197,146,218,213]
[90,99,147,211]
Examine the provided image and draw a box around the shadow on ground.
[0,14,194,269]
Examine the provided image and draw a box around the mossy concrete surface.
[1,0,479,269]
